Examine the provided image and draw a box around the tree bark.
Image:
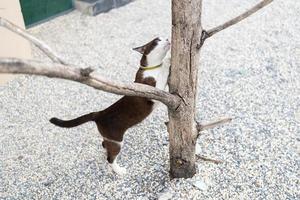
[168,0,203,178]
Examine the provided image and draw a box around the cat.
[50,37,171,175]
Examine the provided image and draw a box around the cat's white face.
[133,37,171,66]
[146,37,170,66]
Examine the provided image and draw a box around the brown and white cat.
[50,37,171,175]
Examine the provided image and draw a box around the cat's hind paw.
[110,163,127,176]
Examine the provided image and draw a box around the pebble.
[157,191,173,200]
[191,179,208,191]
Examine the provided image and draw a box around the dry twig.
[197,118,232,133]
[196,155,224,164]
[203,0,274,40]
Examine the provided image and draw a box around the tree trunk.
[168,0,203,178]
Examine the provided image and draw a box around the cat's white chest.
[143,61,170,109]
[143,62,170,90]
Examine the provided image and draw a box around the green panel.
[20,0,73,26]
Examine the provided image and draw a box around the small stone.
[154,165,161,171]
[158,191,173,200]
[43,179,55,187]
[162,140,168,146]
[195,143,201,155]
[191,179,208,191]
[136,176,143,184]
[18,155,24,160]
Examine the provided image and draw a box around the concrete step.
[73,0,132,16]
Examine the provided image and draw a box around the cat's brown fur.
[50,37,170,175]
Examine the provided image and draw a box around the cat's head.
[133,37,170,67]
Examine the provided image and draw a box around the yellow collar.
[140,63,162,70]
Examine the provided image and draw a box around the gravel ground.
[1,0,300,199]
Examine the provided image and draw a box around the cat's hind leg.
[102,139,127,175]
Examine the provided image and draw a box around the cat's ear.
[132,45,146,54]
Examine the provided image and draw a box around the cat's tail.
[50,112,98,128]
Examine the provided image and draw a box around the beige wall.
[0,0,32,85]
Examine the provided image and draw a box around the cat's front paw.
[110,163,127,176]
[115,166,127,176]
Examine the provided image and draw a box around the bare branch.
[0,58,181,109]
[0,17,67,65]
[196,155,223,164]
[205,0,273,38]
[197,117,232,133]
